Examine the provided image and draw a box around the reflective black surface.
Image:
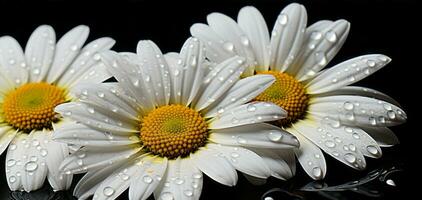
[0,0,417,199]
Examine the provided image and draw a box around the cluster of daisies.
[0,3,405,200]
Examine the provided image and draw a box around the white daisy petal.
[0,36,28,86]
[137,40,171,106]
[190,23,236,63]
[288,127,327,180]
[249,148,295,180]
[293,119,367,170]
[18,132,48,192]
[191,147,237,186]
[207,13,256,75]
[129,156,168,200]
[101,51,156,113]
[306,55,391,94]
[6,133,25,191]
[293,19,350,81]
[309,95,407,127]
[74,159,126,199]
[209,123,298,149]
[55,102,138,134]
[24,25,56,82]
[270,3,307,72]
[53,122,139,147]
[208,143,271,179]
[154,158,201,200]
[313,86,401,107]
[34,131,73,191]
[238,6,270,70]
[360,127,399,147]
[71,83,139,121]
[57,37,115,87]
[0,126,15,155]
[205,74,275,118]
[59,145,141,174]
[178,37,207,106]
[46,25,90,83]
[209,102,287,129]
[195,56,246,111]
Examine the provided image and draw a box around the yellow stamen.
[3,82,67,132]
[255,71,309,127]
[140,105,208,159]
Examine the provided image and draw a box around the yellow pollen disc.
[140,105,208,159]
[3,82,67,132]
[254,71,309,127]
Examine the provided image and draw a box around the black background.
[0,0,418,199]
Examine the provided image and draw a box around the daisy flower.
[54,37,299,200]
[0,25,115,191]
[190,3,406,180]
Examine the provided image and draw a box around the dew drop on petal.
[267,132,283,142]
[161,192,174,200]
[312,167,322,178]
[278,14,288,25]
[325,31,337,42]
[143,175,153,184]
[103,187,115,196]
[325,140,336,148]
[25,161,38,172]
[344,153,356,163]
[386,179,396,186]
[366,145,379,155]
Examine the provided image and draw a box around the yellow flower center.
[2,82,67,132]
[255,71,309,127]
[140,105,208,159]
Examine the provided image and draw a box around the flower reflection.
[9,185,75,200]
[262,166,401,200]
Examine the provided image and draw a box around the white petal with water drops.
[46,25,90,83]
[24,25,56,82]
[270,3,307,73]
[293,19,350,81]
[191,147,237,186]
[0,36,29,87]
[209,102,287,129]
[210,123,298,149]
[288,127,327,180]
[0,126,15,155]
[306,55,391,94]
[309,95,406,127]
[205,74,275,118]
[250,148,295,180]
[209,144,271,179]
[195,56,246,111]
[238,6,270,70]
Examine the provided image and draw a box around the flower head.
[0,25,114,191]
[54,37,299,199]
[190,3,406,179]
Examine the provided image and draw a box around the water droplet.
[143,175,153,183]
[247,104,256,112]
[344,153,356,163]
[70,45,78,51]
[366,145,379,155]
[64,111,72,116]
[231,117,239,124]
[32,140,40,146]
[349,144,356,151]
[103,187,115,196]
[175,178,184,185]
[231,152,240,158]
[223,42,234,52]
[161,192,174,200]
[9,59,16,65]
[25,162,38,172]
[7,159,16,167]
[193,173,202,179]
[325,31,337,42]
[87,107,95,114]
[93,53,101,60]
[278,14,288,25]
[9,176,16,183]
[369,117,377,125]
[33,68,40,75]
[184,190,193,197]
[236,136,247,144]
[267,132,283,142]
[264,197,274,200]
[387,111,396,119]
[10,144,17,150]
[40,149,48,157]
[367,60,376,67]
[378,116,386,124]
[97,92,105,98]
[325,140,336,148]
[348,132,359,140]
[386,179,396,186]
[240,36,249,46]
[311,31,322,40]
[312,167,322,178]
[145,75,151,82]
[343,102,354,110]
